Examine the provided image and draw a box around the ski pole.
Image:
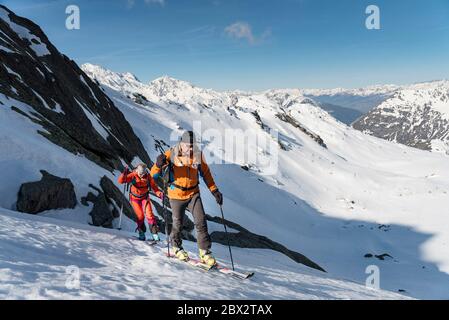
[219,205,235,271]
[162,183,170,257]
[156,146,171,257]
[118,167,130,230]
[118,181,127,230]
[159,162,170,257]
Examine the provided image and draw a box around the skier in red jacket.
[118,163,163,241]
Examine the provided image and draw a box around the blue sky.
[2,0,449,90]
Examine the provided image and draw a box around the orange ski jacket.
[150,148,218,200]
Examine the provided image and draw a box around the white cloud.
[224,22,255,45]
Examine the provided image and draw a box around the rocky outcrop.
[276,112,327,148]
[81,176,136,228]
[131,93,149,105]
[88,188,116,228]
[251,110,269,131]
[0,5,150,171]
[16,170,77,214]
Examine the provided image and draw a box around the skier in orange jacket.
[150,131,223,266]
[118,163,163,241]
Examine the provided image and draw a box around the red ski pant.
[130,196,156,230]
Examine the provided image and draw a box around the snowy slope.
[82,64,449,299]
[0,208,408,300]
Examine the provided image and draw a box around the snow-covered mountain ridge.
[82,63,449,137]
[353,81,449,154]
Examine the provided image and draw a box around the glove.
[212,190,223,206]
[156,154,166,169]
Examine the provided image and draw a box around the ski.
[167,253,254,279]
[213,263,255,280]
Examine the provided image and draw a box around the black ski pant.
[169,192,211,250]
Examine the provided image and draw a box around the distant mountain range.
[353,81,449,154]
[83,63,449,154]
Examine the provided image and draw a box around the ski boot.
[138,230,146,241]
[173,247,189,261]
[150,224,160,241]
[199,249,216,267]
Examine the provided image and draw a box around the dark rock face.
[354,105,449,151]
[0,5,150,171]
[251,110,270,131]
[17,170,77,214]
[89,192,115,228]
